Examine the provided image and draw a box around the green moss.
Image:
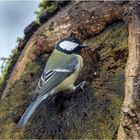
[84,88,123,139]
[81,21,128,139]
[0,55,46,138]
[35,0,57,22]
[0,47,21,97]
[23,21,127,139]
[85,22,128,50]
[0,21,128,139]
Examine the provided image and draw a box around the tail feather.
[17,93,50,128]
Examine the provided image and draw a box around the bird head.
[56,36,88,54]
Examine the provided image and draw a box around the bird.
[17,36,88,128]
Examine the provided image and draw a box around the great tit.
[17,36,88,128]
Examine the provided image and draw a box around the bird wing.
[17,54,78,128]
[35,54,78,96]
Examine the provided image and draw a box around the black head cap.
[56,36,88,54]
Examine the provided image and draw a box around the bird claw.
[80,81,89,90]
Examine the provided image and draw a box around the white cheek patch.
[59,41,79,51]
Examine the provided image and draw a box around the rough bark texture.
[0,21,127,139]
[118,2,140,139]
[0,1,140,139]
[1,1,123,100]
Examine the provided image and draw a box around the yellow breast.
[55,54,83,92]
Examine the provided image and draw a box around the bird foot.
[75,81,89,91]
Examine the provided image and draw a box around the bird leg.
[75,81,89,91]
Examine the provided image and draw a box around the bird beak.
[80,43,89,48]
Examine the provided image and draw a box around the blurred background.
[0,0,41,75]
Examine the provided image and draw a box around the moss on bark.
[0,21,128,139]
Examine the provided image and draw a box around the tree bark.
[118,2,140,139]
[1,1,122,99]
[1,1,140,139]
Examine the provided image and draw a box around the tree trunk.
[1,1,140,139]
[1,1,122,100]
[118,2,140,139]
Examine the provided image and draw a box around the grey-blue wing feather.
[35,56,78,96]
